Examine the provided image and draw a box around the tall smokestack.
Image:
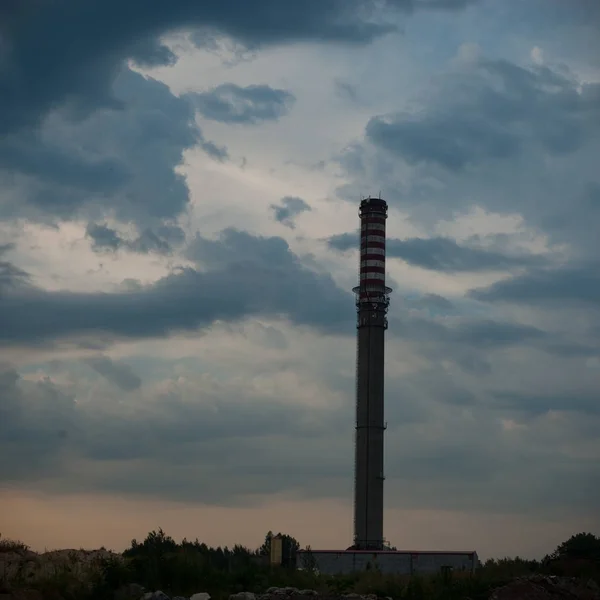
[351,196,391,551]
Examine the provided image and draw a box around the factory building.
[296,549,480,576]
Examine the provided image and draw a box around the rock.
[489,575,600,600]
[190,594,211,600]
[172,597,189,600]
[114,582,145,600]
[230,593,256,600]
[142,592,170,600]
[0,591,46,600]
[298,591,318,596]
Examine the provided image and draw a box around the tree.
[300,545,318,573]
[549,532,600,562]
[258,531,300,568]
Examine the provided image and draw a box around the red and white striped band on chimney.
[358,212,387,301]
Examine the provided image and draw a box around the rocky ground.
[0,546,122,583]
[489,575,600,600]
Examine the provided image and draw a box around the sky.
[0,0,599,561]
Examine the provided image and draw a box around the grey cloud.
[0,0,397,136]
[334,80,360,103]
[451,320,546,348]
[84,356,142,392]
[393,315,548,350]
[412,293,454,311]
[491,391,600,417]
[86,224,122,252]
[187,83,295,124]
[0,244,29,290]
[0,228,352,346]
[129,38,178,69]
[86,222,185,254]
[328,232,545,272]
[0,363,351,503]
[0,366,77,481]
[270,196,312,229]
[1,357,598,519]
[365,59,600,171]
[469,263,600,307]
[0,67,226,226]
[0,0,488,137]
[337,57,600,259]
[0,134,131,193]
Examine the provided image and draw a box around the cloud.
[0,362,350,503]
[365,59,599,171]
[2,348,598,521]
[0,68,226,227]
[187,83,295,124]
[270,196,312,229]
[0,0,490,137]
[328,232,545,272]
[491,391,600,417]
[0,244,30,290]
[0,229,352,347]
[84,355,142,391]
[334,80,360,103]
[336,54,600,259]
[469,263,600,307]
[86,223,186,254]
[411,293,455,311]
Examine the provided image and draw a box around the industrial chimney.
[351,197,392,551]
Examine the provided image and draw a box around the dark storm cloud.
[365,58,600,171]
[328,231,544,272]
[0,363,351,501]
[0,0,487,136]
[0,68,226,225]
[0,0,481,228]
[0,134,131,193]
[393,315,547,350]
[128,38,178,69]
[84,356,142,391]
[0,365,77,481]
[86,223,185,254]
[86,224,123,252]
[469,263,600,307]
[187,84,295,124]
[0,228,352,346]
[2,358,598,516]
[270,196,312,229]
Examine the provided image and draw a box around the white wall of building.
[296,550,479,575]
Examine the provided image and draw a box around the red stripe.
[361,241,385,250]
[360,266,385,274]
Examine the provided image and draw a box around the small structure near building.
[296,549,479,575]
